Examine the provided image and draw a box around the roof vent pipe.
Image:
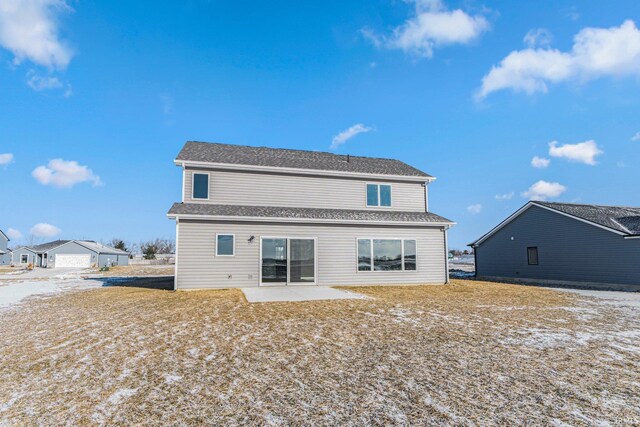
[347,154,350,163]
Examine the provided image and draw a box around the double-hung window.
[366,184,391,207]
[357,238,417,271]
[20,254,29,264]
[216,234,235,256]
[193,173,209,200]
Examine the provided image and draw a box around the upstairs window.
[527,247,539,265]
[193,173,209,199]
[366,184,392,207]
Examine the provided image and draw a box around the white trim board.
[470,201,629,248]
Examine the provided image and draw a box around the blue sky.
[1,0,639,249]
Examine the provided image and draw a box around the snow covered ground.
[1,279,639,425]
[0,268,103,308]
[559,288,640,308]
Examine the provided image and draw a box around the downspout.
[174,218,179,291]
[423,182,429,212]
[444,226,450,284]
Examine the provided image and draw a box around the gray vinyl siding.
[0,234,7,253]
[176,219,447,289]
[98,254,129,267]
[11,248,37,266]
[475,205,640,286]
[183,168,426,212]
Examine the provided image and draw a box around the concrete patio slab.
[241,286,369,303]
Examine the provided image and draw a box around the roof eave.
[173,159,435,183]
[167,213,454,227]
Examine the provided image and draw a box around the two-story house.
[0,229,9,265]
[168,141,454,289]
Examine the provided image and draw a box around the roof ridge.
[536,200,640,210]
[185,140,409,163]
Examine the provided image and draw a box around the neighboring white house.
[168,141,454,289]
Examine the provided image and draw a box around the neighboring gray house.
[11,240,129,268]
[168,141,454,290]
[470,201,640,289]
[0,229,10,265]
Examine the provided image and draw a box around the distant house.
[0,229,10,265]
[11,240,129,268]
[168,141,454,289]
[469,201,640,290]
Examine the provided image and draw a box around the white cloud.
[363,0,490,58]
[330,123,373,150]
[523,28,552,48]
[27,72,62,91]
[495,192,514,201]
[30,223,61,238]
[548,140,603,165]
[531,156,550,168]
[467,203,482,214]
[32,159,103,188]
[521,180,567,201]
[478,20,640,98]
[0,0,74,69]
[631,132,640,141]
[617,161,626,168]
[6,228,22,240]
[0,153,14,165]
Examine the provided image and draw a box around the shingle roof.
[22,240,127,255]
[31,240,71,252]
[535,201,640,235]
[75,241,130,255]
[176,141,431,178]
[168,203,453,224]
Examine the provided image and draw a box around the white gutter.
[174,159,435,184]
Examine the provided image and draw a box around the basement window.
[527,247,539,265]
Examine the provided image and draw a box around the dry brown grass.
[1,280,639,426]
[96,264,175,277]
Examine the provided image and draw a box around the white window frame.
[365,183,392,208]
[20,254,29,264]
[355,238,417,272]
[215,233,235,256]
[192,172,210,200]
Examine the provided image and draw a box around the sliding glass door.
[261,238,288,283]
[261,238,316,285]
